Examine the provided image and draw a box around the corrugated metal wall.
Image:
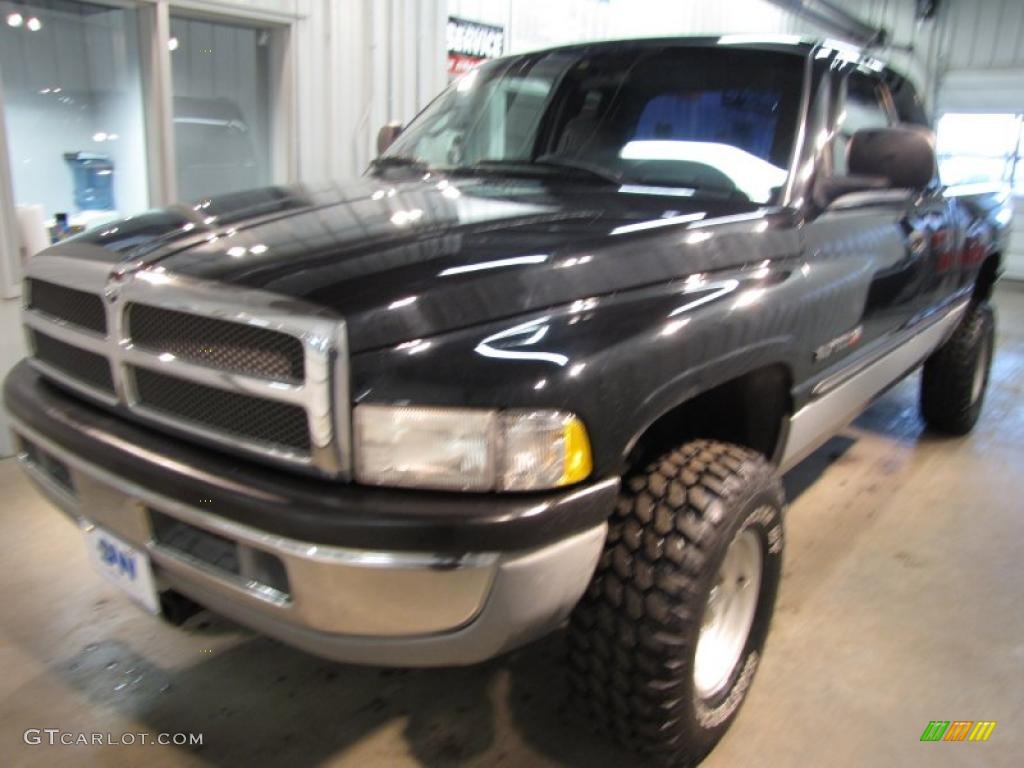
[937,0,1024,71]
[293,0,447,184]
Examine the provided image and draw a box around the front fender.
[350,265,803,478]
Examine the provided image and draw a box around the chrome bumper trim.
[12,413,607,664]
[11,414,497,637]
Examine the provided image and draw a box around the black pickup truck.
[5,37,1011,764]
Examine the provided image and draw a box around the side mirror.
[376,121,403,155]
[813,174,891,208]
[848,125,937,190]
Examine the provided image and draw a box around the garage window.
[937,113,1024,194]
[170,15,273,204]
[0,0,149,231]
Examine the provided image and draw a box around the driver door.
[801,72,931,383]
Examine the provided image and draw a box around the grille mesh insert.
[27,280,106,334]
[132,367,311,452]
[127,304,305,382]
[32,331,114,393]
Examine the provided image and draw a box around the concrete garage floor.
[1,285,1022,768]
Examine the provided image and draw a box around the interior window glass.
[632,89,781,162]
[388,48,804,204]
[393,60,562,168]
[0,0,149,239]
[170,15,273,203]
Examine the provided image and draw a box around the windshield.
[382,45,805,204]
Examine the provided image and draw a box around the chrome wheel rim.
[971,337,990,405]
[693,526,763,699]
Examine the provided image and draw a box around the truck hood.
[62,176,791,352]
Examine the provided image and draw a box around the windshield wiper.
[369,155,429,174]
[536,155,753,197]
[532,155,624,185]
[444,157,623,185]
[445,160,553,179]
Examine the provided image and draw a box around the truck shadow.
[782,434,857,503]
[45,622,637,768]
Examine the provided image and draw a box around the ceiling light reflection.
[557,255,593,268]
[611,211,706,236]
[388,296,417,310]
[396,339,431,355]
[669,279,739,317]
[440,254,548,276]
[391,208,423,226]
[475,318,569,367]
[661,318,691,337]
[733,288,766,309]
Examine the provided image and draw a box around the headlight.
[353,405,592,492]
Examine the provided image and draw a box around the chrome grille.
[127,303,305,382]
[132,367,311,452]
[21,254,350,478]
[26,279,107,334]
[30,330,115,394]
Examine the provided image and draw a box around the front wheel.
[568,440,785,765]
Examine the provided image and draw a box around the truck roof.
[488,34,891,78]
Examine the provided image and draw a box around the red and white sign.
[447,52,485,78]
[447,16,504,79]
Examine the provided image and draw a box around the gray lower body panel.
[11,416,606,667]
[781,299,969,471]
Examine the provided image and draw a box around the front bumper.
[5,362,615,666]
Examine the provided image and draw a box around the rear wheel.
[568,440,784,765]
[920,301,995,435]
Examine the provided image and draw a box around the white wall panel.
[447,0,509,29]
[291,0,446,183]
[938,69,1024,112]
[940,0,1024,72]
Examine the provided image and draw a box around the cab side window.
[833,73,892,175]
